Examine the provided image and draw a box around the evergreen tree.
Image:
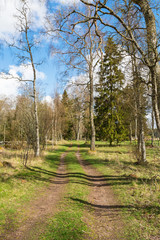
[95,37,126,145]
[61,90,74,140]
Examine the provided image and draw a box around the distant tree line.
[1,0,160,165]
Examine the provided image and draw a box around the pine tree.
[95,37,126,145]
[61,90,74,140]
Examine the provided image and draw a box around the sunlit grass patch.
[79,141,160,240]
[0,145,68,235]
[42,211,87,240]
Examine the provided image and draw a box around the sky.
[1,0,158,101]
[0,0,81,100]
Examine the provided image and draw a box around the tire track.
[76,149,124,240]
[3,151,69,240]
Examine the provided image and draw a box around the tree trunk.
[33,78,40,157]
[45,135,47,149]
[52,120,54,148]
[135,82,147,164]
[133,0,160,133]
[137,108,146,164]
[3,124,5,145]
[131,46,147,164]
[25,26,40,157]
[129,122,133,143]
[77,117,81,141]
[140,125,146,163]
[109,139,112,146]
[151,108,154,147]
[150,66,160,132]
[89,65,95,151]
[54,117,57,145]
[135,103,138,140]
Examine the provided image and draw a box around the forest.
[0,0,160,239]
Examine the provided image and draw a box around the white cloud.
[27,0,47,29]
[9,64,46,81]
[56,0,93,5]
[56,0,80,5]
[66,73,89,99]
[42,95,53,105]
[0,73,20,98]
[0,63,46,98]
[0,0,47,41]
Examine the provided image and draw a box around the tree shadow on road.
[69,197,160,216]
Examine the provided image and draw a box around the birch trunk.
[133,0,160,133]
[137,102,147,164]
[76,116,81,141]
[129,122,132,143]
[89,65,96,151]
[3,124,5,144]
[33,76,40,157]
[54,114,57,145]
[135,103,138,140]
[25,25,40,157]
[151,108,154,147]
[131,48,147,164]
[52,120,54,148]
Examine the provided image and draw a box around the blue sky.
[0,0,81,100]
[1,0,159,101]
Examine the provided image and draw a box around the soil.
[2,152,68,240]
[76,149,124,240]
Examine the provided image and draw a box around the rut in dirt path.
[75,150,124,240]
[2,152,69,240]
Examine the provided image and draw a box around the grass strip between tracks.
[41,146,90,240]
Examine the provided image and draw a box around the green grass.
[0,144,68,235]
[41,146,89,240]
[78,141,160,240]
[1,140,160,239]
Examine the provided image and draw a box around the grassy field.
[79,140,160,240]
[0,144,68,235]
[0,141,160,239]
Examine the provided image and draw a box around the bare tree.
[67,83,88,141]
[52,92,64,145]
[47,5,103,150]
[39,101,53,149]
[0,97,13,145]
[6,0,42,156]
[77,0,160,136]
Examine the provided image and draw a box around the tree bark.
[131,48,147,164]
[3,124,5,145]
[33,74,40,157]
[137,103,146,164]
[89,65,96,151]
[54,115,57,145]
[25,25,40,157]
[133,0,160,133]
[76,116,81,141]
[52,119,54,148]
[151,108,154,147]
[45,135,47,149]
[129,122,133,143]
[135,103,138,140]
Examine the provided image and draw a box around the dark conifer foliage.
[95,37,126,145]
